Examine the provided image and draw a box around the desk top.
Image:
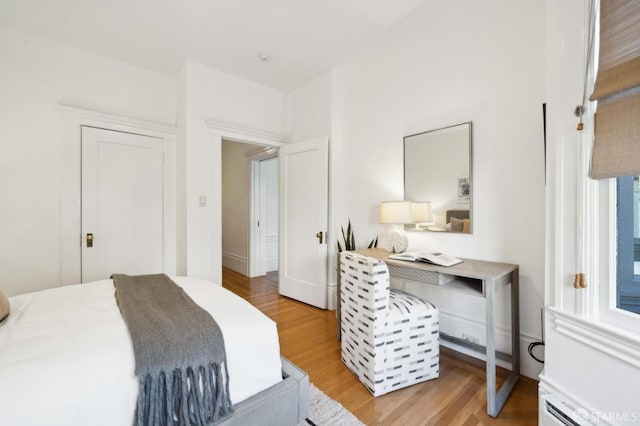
[355,248,518,281]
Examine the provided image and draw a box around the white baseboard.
[440,333,542,380]
[438,309,543,380]
[222,251,248,276]
[327,284,337,311]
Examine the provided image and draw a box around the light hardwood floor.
[223,268,539,425]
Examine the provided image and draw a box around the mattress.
[0,276,282,426]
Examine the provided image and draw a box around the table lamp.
[410,201,433,230]
[379,201,412,253]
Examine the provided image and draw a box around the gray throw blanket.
[112,274,233,426]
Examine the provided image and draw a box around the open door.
[278,137,328,309]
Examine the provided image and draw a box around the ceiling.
[0,0,427,92]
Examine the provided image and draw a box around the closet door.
[81,126,164,282]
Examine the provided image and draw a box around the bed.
[0,276,308,426]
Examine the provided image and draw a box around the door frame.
[57,105,177,285]
[206,119,288,284]
[248,150,279,277]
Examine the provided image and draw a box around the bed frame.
[215,357,309,425]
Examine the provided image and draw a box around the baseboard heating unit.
[540,394,596,426]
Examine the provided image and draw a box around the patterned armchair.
[339,251,439,397]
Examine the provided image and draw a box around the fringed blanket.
[112,274,233,426]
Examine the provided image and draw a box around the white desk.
[337,248,520,418]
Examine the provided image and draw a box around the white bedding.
[0,276,282,426]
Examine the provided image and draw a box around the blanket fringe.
[135,361,233,426]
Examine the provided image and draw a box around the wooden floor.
[223,268,539,425]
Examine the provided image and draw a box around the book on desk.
[388,251,463,267]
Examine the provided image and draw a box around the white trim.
[327,283,337,311]
[250,160,265,277]
[222,251,249,276]
[438,308,543,379]
[58,105,177,284]
[205,118,290,146]
[576,97,598,318]
[548,307,640,369]
[54,105,176,136]
[596,177,640,332]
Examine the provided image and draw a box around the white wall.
[0,26,176,296]
[290,0,546,378]
[178,61,289,284]
[221,140,252,275]
[289,73,332,142]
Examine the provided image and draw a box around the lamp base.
[379,230,409,253]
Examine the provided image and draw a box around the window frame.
[616,176,640,313]
[594,177,640,333]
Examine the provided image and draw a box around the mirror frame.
[403,121,473,233]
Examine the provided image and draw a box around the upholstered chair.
[339,251,439,397]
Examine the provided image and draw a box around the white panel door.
[81,126,164,282]
[278,137,328,308]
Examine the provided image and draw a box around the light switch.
[199,196,207,207]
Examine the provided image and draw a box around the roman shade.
[589,0,640,179]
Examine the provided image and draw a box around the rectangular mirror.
[404,122,472,233]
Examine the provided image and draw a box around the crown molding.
[204,118,290,145]
[54,104,176,136]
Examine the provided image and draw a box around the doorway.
[207,120,329,309]
[221,140,278,278]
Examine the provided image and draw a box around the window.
[588,0,640,330]
[617,176,640,314]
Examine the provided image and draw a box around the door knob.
[316,231,324,244]
[86,233,93,248]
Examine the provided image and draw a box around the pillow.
[463,219,471,233]
[0,290,9,323]
[450,217,464,232]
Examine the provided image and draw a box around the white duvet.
[0,276,282,426]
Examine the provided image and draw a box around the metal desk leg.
[485,272,521,417]
[485,279,497,416]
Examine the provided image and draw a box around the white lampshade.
[379,201,413,224]
[411,202,433,223]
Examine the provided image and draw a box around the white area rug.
[302,383,364,426]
